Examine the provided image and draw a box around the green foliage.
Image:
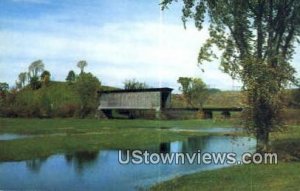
[41,70,51,79]
[41,70,51,87]
[207,88,221,94]
[190,78,209,107]
[0,82,9,107]
[18,72,28,88]
[1,58,102,118]
[75,73,101,118]
[66,70,76,84]
[162,0,300,151]
[0,82,9,93]
[77,60,88,74]
[123,79,149,90]
[177,77,208,108]
[177,77,192,96]
[26,60,47,90]
[0,82,80,118]
[29,76,42,90]
[292,88,300,107]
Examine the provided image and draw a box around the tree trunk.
[256,128,270,152]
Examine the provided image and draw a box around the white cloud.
[0,19,298,90]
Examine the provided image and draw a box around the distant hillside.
[1,81,119,118]
[171,91,242,108]
[204,91,243,108]
[171,89,299,108]
[101,85,120,91]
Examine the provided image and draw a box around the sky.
[0,0,299,91]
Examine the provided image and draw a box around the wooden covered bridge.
[97,88,242,119]
[97,88,172,118]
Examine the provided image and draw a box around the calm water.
[0,135,256,191]
[169,127,244,133]
[0,133,31,141]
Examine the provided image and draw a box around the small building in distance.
[97,88,173,118]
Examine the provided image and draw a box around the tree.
[123,79,149,90]
[177,77,193,105]
[30,76,41,90]
[77,60,88,74]
[75,72,101,118]
[162,0,300,151]
[0,82,9,97]
[0,82,9,107]
[28,60,44,78]
[177,77,208,107]
[41,70,51,87]
[292,88,300,107]
[190,78,209,108]
[18,72,28,88]
[41,70,50,80]
[66,70,76,84]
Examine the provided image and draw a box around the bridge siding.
[98,91,171,110]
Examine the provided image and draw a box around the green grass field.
[0,118,237,134]
[151,162,300,191]
[0,118,235,161]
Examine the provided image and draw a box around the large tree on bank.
[162,0,300,151]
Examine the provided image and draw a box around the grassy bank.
[0,118,236,135]
[152,124,300,191]
[0,118,235,161]
[152,162,300,191]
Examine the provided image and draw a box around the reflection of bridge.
[97,88,243,119]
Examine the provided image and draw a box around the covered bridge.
[97,88,173,118]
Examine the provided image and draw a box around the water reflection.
[158,136,208,154]
[65,151,99,174]
[0,135,256,191]
[26,157,48,173]
[159,142,170,153]
[119,136,209,161]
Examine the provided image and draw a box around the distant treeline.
[0,60,299,118]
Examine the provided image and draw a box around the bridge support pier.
[98,109,112,119]
[155,108,161,119]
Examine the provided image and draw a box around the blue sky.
[0,0,299,90]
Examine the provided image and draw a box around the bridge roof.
[98,87,173,94]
